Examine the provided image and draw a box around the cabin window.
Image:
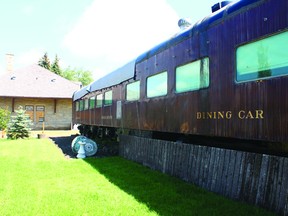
[89,97,95,109]
[147,71,167,98]
[25,105,34,121]
[126,81,140,101]
[36,106,45,123]
[236,31,288,82]
[104,90,113,106]
[176,57,209,93]
[84,99,89,110]
[96,94,103,108]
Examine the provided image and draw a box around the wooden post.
[54,99,57,113]
[12,98,15,112]
[42,122,45,133]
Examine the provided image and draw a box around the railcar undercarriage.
[78,124,288,157]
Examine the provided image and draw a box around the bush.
[0,107,10,131]
[7,106,32,139]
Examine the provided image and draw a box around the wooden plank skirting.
[119,135,288,215]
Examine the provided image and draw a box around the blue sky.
[0,0,217,80]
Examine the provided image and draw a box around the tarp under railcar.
[73,85,90,101]
[73,59,136,101]
[90,59,136,92]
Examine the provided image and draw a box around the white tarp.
[90,59,135,92]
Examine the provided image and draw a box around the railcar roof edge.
[73,85,90,101]
[73,0,263,101]
[135,0,263,63]
[89,59,136,92]
[73,59,136,101]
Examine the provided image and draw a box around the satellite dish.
[71,135,98,156]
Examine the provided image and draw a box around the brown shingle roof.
[0,64,80,99]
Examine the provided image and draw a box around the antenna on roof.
[178,18,192,30]
[211,1,233,13]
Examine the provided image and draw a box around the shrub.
[0,107,10,131]
[7,106,32,139]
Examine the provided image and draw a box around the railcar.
[73,0,288,154]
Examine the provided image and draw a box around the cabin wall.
[0,97,72,130]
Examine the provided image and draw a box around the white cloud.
[63,0,180,78]
[22,5,35,16]
[16,48,69,70]
[17,48,43,67]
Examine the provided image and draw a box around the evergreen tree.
[7,106,32,139]
[38,52,51,70]
[51,55,62,75]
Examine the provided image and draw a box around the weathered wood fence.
[119,135,288,215]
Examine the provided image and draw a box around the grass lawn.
[0,138,275,216]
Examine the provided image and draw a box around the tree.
[62,67,93,86]
[51,55,62,75]
[37,53,93,86]
[7,106,32,139]
[0,107,10,131]
[38,52,51,70]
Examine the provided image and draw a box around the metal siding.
[73,0,288,143]
[124,0,288,142]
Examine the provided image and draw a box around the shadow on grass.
[83,157,274,216]
[49,136,273,215]
[50,136,77,158]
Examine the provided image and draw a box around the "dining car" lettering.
[196,110,264,120]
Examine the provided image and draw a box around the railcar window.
[176,57,209,93]
[96,94,103,108]
[76,101,79,111]
[104,90,113,106]
[126,81,140,101]
[236,31,288,82]
[79,100,84,111]
[84,99,89,110]
[89,97,95,109]
[147,71,167,98]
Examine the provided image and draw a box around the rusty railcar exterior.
[73,0,288,147]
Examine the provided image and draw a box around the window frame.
[75,101,79,111]
[175,57,210,94]
[146,71,168,98]
[126,80,140,102]
[104,90,113,106]
[96,94,103,108]
[79,100,84,111]
[89,96,95,109]
[84,99,89,110]
[236,30,288,83]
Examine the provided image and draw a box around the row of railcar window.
[75,30,288,111]
[76,57,210,111]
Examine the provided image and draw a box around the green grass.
[0,138,275,216]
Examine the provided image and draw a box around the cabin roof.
[0,64,80,99]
